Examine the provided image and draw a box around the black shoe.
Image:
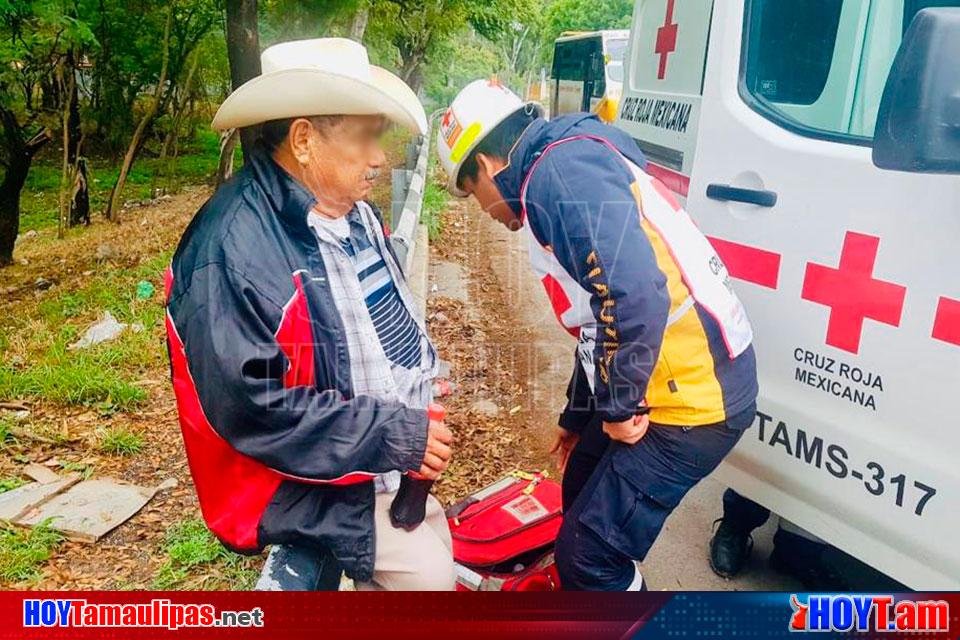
[769,543,851,591]
[709,518,754,579]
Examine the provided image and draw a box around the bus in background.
[550,30,629,122]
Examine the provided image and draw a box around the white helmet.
[437,79,544,197]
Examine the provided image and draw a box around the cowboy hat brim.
[211,66,427,135]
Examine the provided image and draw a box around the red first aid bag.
[446,471,562,591]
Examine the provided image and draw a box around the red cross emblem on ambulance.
[801,232,906,354]
[655,0,679,80]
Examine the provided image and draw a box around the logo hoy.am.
[790,594,950,633]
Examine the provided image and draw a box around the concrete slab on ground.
[430,260,470,303]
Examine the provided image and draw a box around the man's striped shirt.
[312,210,422,370]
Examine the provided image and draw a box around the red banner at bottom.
[3,591,959,639]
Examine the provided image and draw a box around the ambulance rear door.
[687,0,960,588]
[615,0,715,201]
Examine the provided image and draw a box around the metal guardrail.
[389,123,432,274]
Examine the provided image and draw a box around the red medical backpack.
[446,471,562,591]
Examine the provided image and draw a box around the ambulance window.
[743,0,844,105]
[742,0,960,143]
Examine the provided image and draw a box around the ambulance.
[550,30,629,122]
[614,0,960,588]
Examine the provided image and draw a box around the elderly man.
[164,38,455,590]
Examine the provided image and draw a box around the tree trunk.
[67,59,88,226]
[58,59,72,239]
[400,51,426,96]
[58,52,89,235]
[154,50,200,196]
[349,3,369,42]
[0,109,50,266]
[105,9,172,221]
[71,159,90,226]
[225,0,261,164]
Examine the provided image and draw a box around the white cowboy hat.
[211,38,427,135]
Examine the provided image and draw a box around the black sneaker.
[709,518,754,579]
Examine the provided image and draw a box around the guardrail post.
[390,126,432,275]
[391,168,412,227]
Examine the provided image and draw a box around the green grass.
[20,129,230,232]
[152,519,259,590]
[0,522,62,583]
[0,477,26,494]
[0,356,146,409]
[421,178,448,242]
[0,416,14,444]
[1,251,170,410]
[418,129,448,242]
[60,461,95,480]
[98,426,144,456]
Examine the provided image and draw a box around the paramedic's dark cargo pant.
[555,405,756,590]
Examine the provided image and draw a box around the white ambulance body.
[615,0,960,588]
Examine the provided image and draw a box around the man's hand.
[602,413,650,445]
[549,426,579,474]
[418,414,453,480]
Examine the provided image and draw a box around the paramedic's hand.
[549,427,579,474]
[419,415,453,480]
[603,414,650,445]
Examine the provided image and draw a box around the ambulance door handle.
[706,184,778,207]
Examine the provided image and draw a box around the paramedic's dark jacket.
[165,149,427,582]
[493,114,758,428]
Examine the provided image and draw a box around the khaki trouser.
[356,491,456,591]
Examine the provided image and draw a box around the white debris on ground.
[68,311,142,350]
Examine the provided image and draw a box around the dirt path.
[427,197,569,503]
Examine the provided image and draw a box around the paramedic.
[437,80,759,591]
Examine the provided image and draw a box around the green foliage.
[0,359,145,409]
[0,477,26,494]
[97,426,144,455]
[153,519,259,590]
[421,180,447,242]
[0,1,96,116]
[80,0,221,152]
[367,0,536,100]
[21,133,221,232]
[59,461,95,480]
[424,36,504,107]
[260,0,359,44]
[543,0,633,47]
[0,416,13,444]
[0,522,62,583]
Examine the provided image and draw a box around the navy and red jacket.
[164,148,428,581]
[494,114,758,429]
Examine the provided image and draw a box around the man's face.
[460,154,521,231]
[296,115,387,211]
